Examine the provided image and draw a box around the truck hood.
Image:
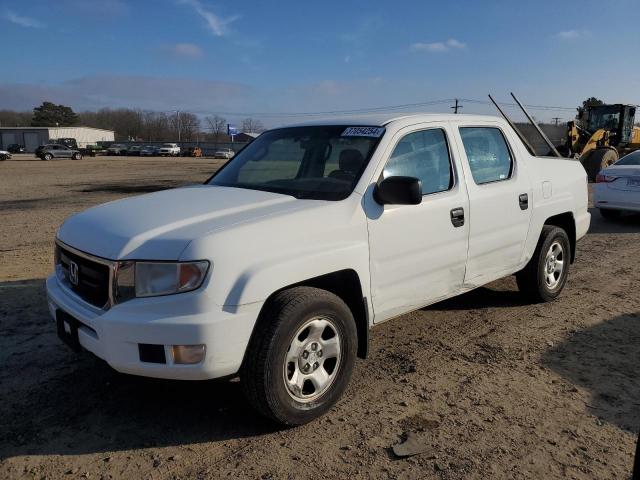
[57,185,301,260]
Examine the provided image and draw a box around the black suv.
[7,144,25,153]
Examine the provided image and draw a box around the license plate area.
[56,310,81,352]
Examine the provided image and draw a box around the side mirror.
[374,176,422,205]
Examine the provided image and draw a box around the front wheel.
[42,153,52,161]
[241,287,357,425]
[516,226,571,303]
[72,153,82,160]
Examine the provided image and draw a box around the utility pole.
[451,99,462,114]
[175,110,181,142]
[552,117,561,126]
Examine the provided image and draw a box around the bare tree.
[241,117,265,133]
[205,115,227,143]
[0,110,32,127]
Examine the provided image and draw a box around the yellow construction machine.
[566,104,640,180]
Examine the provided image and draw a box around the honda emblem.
[69,261,79,286]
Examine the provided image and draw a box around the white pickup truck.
[47,114,590,425]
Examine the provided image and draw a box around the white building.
[0,126,115,152]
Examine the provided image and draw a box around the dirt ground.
[1,154,639,480]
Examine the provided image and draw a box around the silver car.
[213,148,235,159]
[39,144,82,161]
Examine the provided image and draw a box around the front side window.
[208,126,383,200]
[383,128,453,195]
[459,127,513,184]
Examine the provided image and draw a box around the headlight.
[114,260,209,303]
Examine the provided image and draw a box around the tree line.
[0,102,265,142]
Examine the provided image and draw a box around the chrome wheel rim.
[544,241,564,290]
[283,316,341,403]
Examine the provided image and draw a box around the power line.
[152,97,579,119]
[187,99,457,118]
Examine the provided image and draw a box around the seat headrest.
[339,149,365,172]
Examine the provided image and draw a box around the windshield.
[588,106,620,132]
[616,151,640,166]
[207,125,384,200]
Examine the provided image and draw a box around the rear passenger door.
[366,125,470,322]
[454,125,532,283]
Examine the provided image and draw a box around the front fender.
[220,240,371,309]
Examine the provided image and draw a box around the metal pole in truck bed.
[510,92,562,158]
[488,94,537,156]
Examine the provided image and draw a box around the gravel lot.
[1,154,639,479]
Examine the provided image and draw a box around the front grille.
[57,244,111,308]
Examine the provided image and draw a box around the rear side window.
[383,128,453,195]
[459,127,513,184]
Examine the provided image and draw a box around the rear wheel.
[241,287,357,425]
[516,226,571,303]
[581,148,618,182]
[599,208,621,220]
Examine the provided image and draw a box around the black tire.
[516,226,571,303]
[581,148,618,182]
[599,208,621,220]
[241,286,358,426]
[72,153,82,160]
[42,153,52,161]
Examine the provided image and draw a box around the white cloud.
[410,38,466,53]
[3,10,44,28]
[556,29,589,40]
[167,43,203,58]
[178,0,239,36]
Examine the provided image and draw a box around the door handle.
[450,207,465,227]
[519,193,529,210]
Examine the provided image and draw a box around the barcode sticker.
[341,127,385,137]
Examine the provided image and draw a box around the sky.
[1,0,640,126]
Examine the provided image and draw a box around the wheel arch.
[543,212,576,263]
[243,269,370,365]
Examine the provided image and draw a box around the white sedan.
[594,150,640,218]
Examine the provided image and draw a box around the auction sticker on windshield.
[342,127,385,137]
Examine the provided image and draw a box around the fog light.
[172,345,206,364]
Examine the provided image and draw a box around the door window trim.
[380,126,457,197]
[458,125,516,186]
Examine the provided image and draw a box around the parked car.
[127,146,142,156]
[39,144,82,161]
[107,144,128,156]
[158,143,180,156]
[213,148,234,159]
[47,113,590,425]
[182,146,203,157]
[0,149,11,160]
[7,144,25,153]
[594,150,640,219]
[140,145,158,156]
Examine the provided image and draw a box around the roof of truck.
[285,113,503,128]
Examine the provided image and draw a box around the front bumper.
[46,274,261,380]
